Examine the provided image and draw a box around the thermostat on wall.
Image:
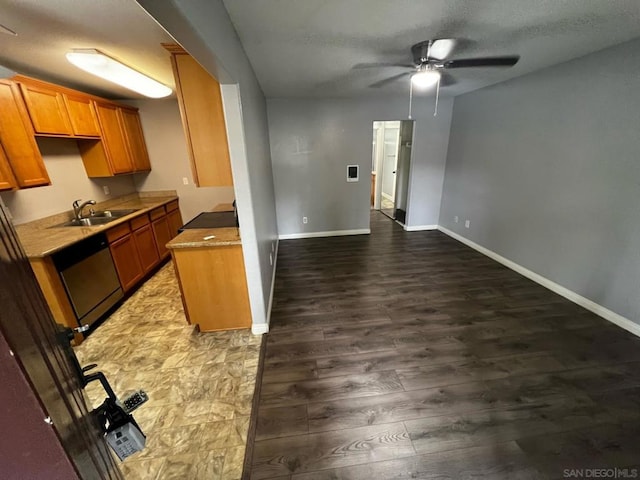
[347,165,359,182]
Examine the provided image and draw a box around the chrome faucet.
[73,199,97,221]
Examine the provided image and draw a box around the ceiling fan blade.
[429,39,457,61]
[444,56,520,69]
[353,62,414,70]
[369,72,411,88]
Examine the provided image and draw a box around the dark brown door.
[0,200,122,479]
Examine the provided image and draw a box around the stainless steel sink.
[90,209,139,218]
[53,209,140,227]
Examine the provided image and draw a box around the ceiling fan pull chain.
[434,76,441,117]
[408,80,414,119]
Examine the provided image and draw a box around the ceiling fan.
[355,39,520,89]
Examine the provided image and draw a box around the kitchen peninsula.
[167,222,252,332]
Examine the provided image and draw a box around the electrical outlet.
[269,253,273,266]
[302,216,308,224]
[465,220,470,228]
[103,185,110,195]
[182,177,189,185]
[454,216,459,223]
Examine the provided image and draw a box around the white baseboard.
[279,229,370,240]
[251,323,269,335]
[438,226,640,338]
[404,224,438,232]
[252,238,279,335]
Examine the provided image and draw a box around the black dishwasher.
[52,233,123,330]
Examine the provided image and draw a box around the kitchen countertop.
[166,227,241,249]
[14,193,178,258]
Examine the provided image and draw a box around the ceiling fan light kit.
[411,70,440,88]
[66,48,172,98]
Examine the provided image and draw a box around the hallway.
[247,212,640,479]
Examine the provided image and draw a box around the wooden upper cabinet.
[63,94,101,137]
[119,107,151,172]
[19,82,74,136]
[164,45,233,187]
[78,104,151,177]
[0,80,50,188]
[0,144,17,191]
[94,103,133,174]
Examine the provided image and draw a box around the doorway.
[371,120,414,224]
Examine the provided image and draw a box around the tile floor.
[75,263,262,479]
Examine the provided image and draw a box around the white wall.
[0,138,136,225]
[131,99,234,222]
[137,0,278,332]
[267,96,453,236]
[440,37,640,326]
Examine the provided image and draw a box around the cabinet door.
[0,81,50,188]
[63,94,100,137]
[19,83,73,135]
[109,234,144,292]
[151,216,172,260]
[132,224,159,273]
[119,108,151,172]
[166,208,183,238]
[171,53,233,187]
[94,102,133,174]
[0,143,17,191]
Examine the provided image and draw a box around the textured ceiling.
[0,0,176,99]
[1,1,639,100]
[222,0,640,97]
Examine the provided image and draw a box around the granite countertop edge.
[166,228,242,249]
[16,194,179,258]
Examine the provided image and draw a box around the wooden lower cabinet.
[167,208,183,237]
[171,244,251,331]
[109,234,144,293]
[133,224,159,273]
[152,216,172,260]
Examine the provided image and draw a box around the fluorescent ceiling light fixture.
[411,70,440,89]
[66,49,171,98]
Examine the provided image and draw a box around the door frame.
[370,119,416,224]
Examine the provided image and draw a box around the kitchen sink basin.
[89,208,139,218]
[52,209,140,227]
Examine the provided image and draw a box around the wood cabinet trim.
[62,93,101,137]
[149,206,166,221]
[106,222,131,243]
[0,80,50,188]
[0,143,18,191]
[130,214,150,231]
[18,83,74,136]
[109,234,144,292]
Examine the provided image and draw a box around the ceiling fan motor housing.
[411,40,433,64]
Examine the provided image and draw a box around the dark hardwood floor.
[247,212,640,479]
